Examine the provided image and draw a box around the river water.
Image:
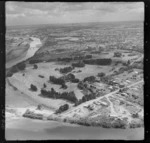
[5,118,144,140]
[6,37,42,69]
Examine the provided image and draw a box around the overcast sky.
[6,2,144,26]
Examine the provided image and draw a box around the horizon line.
[6,20,144,28]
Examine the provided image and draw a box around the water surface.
[6,118,144,140]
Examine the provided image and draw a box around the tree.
[71,78,80,83]
[43,83,46,88]
[55,104,69,114]
[61,83,67,89]
[37,104,42,110]
[132,113,139,118]
[127,60,130,65]
[72,61,85,67]
[114,52,122,57]
[16,62,26,71]
[33,64,38,69]
[59,66,73,74]
[65,73,75,81]
[97,72,105,77]
[49,76,65,85]
[30,84,37,91]
[83,76,96,83]
[85,55,92,59]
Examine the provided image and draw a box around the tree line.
[6,62,26,77]
[59,66,74,74]
[83,58,112,65]
[40,88,78,103]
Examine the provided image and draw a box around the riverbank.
[6,37,42,69]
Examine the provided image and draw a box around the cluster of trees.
[85,55,92,59]
[75,93,96,106]
[77,81,87,90]
[83,58,112,65]
[59,66,74,74]
[29,59,42,64]
[57,57,72,62]
[49,76,65,86]
[83,76,96,83]
[73,56,85,60]
[129,120,143,128]
[55,104,69,114]
[72,61,85,67]
[6,62,26,77]
[122,60,130,66]
[6,66,18,77]
[62,73,80,83]
[68,116,128,128]
[97,72,106,78]
[114,52,122,57]
[100,76,110,84]
[40,88,78,103]
[30,84,37,91]
[57,54,93,63]
[131,113,139,118]
[16,62,26,70]
[111,66,134,76]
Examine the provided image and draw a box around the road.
[62,79,143,116]
[130,55,143,65]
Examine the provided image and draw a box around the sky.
[6,2,144,26]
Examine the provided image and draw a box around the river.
[6,37,42,69]
[5,117,144,140]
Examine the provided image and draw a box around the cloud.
[6,2,144,26]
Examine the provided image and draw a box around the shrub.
[29,59,42,64]
[39,75,44,78]
[71,78,80,83]
[30,84,37,91]
[114,52,122,57]
[130,120,142,128]
[77,81,85,90]
[85,54,92,59]
[131,113,139,118]
[59,66,73,74]
[72,61,85,67]
[66,73,75,81]
[49,76,65,85]
[97,72,105,77]
[61,83,68,89]
[55,104,69,114]
[83,76,96,83]
[112,118,127,129]
[43,83,46,88]
[33,64,38,69]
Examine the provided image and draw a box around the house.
[126,80,131,83]
[121,93,128,97]
[134,71,138,74]
[100,101,108,106]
